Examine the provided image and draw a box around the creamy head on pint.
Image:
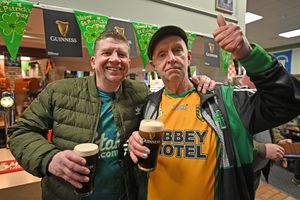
[139,119,164,132]
[73,143,99,196]
[74,143,99,157]
[138,119,164,172]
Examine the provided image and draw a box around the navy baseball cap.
[147,25,188,60]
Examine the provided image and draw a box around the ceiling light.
[279,29,300,38]
[245,12,263,24]
[142,69,146,72]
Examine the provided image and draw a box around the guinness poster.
[43,9,82,57]
[106,19,138,57]
[204,37,220,67]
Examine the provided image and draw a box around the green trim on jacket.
[220,85,253,165]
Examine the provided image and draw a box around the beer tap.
[0,91,15,148]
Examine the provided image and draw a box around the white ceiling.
[246,0,300,51]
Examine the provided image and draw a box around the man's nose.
[109,52,121,62]
[167,51,176,63]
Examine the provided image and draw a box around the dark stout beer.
[74,143,99,196]
[138,119,164,172]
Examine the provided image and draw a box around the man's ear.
[128,58,131,66]
[90,56,95,70]
[149,60,155,69]
[187,51,192,66]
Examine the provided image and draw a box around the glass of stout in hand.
[138,119,164,172]
[73,143,99,196]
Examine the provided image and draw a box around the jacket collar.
[91,75,126,101]
[188,79,216,107]
[88,75,100,101]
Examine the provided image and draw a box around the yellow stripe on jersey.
[148,90,217,200]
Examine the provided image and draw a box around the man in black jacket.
[128,14,300,200]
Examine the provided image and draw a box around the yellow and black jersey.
[147,88,218,200]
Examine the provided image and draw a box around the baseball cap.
[147,25,188,60]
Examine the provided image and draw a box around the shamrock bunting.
[185,31,197,51]
[221,48,232,72]
[132,22,158,68]
[0,0,33,61]
[74,10,109,56]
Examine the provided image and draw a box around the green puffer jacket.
[8,75,149,200]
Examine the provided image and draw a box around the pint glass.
[73,143,99,196]
[138,119,164,172]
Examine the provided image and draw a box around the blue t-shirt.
[83,89,125,200]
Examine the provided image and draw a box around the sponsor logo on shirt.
[171,104,188,110]
[160,130,208,159]
[99,132,120,159]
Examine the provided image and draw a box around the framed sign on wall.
[216,0,233,14]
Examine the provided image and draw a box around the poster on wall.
[106,19,138,57]
[43,9,82,57]
[272,50,292,73]
[204,37,220,67]
[216,0,233,14]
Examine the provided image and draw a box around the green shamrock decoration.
[132,22,158,67]
[74,10,108,56]
[0,12,26,43]
[84,24,100,44]
[140,33,152,56]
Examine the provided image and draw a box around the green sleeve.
[8,86,59,177]
[238,43,273,74]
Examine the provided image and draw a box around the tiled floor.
[256,181,297,200]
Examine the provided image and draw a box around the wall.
[291,48,300,75]
[27,0,246,35]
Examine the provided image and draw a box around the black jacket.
[123,44,300,200]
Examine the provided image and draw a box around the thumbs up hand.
[213,14,252,59]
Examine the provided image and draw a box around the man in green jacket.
[7,30,214,200]
[128,15,300,200]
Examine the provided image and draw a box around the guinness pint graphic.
[204,37,220,67]
[56,20,69,37]
[43,9,82,57]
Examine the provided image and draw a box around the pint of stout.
[138,119,164,172]
[73,143,99,196]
